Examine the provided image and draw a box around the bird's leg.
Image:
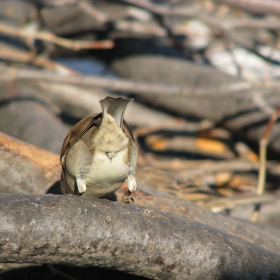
[76,165,90,194]
[76,177,87,194]
[122,172,137,203]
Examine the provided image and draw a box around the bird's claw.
[122,190,134,203]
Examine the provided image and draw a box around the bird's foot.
[122,190,134,203]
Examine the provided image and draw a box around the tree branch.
[1,130,280,256]
[0,24,113,50]
[1,193,280,280]
[0,64,272,98]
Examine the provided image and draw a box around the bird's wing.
[123,119,135,141]
[60,113,101,163]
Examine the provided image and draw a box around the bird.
[60,96,138,203]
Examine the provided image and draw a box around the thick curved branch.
[1,193,280,280]
[1,130,280,256]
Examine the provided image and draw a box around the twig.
[173,160,260,182]
[0,24,113,50]
[200,193,278,214]
[250,105,280,222]
[0,43,78,75]
[147,159,216,171]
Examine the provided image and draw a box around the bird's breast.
[86,148,129,186]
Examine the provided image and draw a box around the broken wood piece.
[0,131,60,194]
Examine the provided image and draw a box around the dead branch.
[0,24,113,50]
[0,43,78,74]
[31,81,181,127]
[0,193,280,280]
[257,106,280,195]
[0,64,270,98]
[200,193,279,213]
[173,160,260,182]
[251,105,280,222]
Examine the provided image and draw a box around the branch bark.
[1,193,280,280]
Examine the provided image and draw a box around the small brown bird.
[60,96,138,202]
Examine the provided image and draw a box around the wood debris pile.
[0,0,280,279]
